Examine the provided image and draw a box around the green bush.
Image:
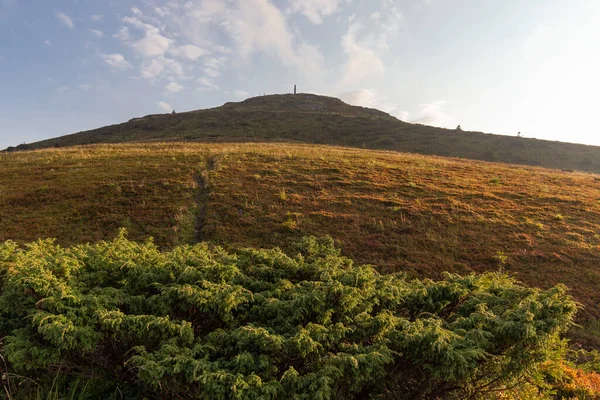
[0,232,577,399]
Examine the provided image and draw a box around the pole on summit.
[294,85,297,95]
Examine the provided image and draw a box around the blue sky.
[1,0,599,149]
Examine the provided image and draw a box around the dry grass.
[0,144,207,247]
[2,142,600,345]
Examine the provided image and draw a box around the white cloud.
[101,53,133,70]
[181,0,228,25]
[44,40,52,46]
[169,44,207,60]
[397,110,410,121]
[197,76,219,91]
[233,89,249,99]
[141,57,183,79]
[133,32,172,57]
[340,89,378,107]
[77,84,91,91]
[201,57,226,78]
[105,1,326,89]
[165,82,184,93]
[91,14,104,22]
[341,23,384,85]
[376,1,404,50]
[295,42,325,80]
[411,100,455,127]
[204,56,225,70]
[339,89,408,119]
[339,2,403,85]
[122,15,172,57]
[89,29,104,38]
[56,12,74,29]
[154,6,171,18]
[113,27,131,42]
[57,86,70,93]
[167,0,324,79]
[204,67,220,77]
[225,0,324,77]
[158,101,172,112]
[223,0,296,61]
[286,0,344,24]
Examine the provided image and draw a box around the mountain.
[9,93,600,173]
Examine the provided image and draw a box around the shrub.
[0,232,578,399]
[540,362,600,400]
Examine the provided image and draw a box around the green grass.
[2,142,600,347]
[10,93,600,174]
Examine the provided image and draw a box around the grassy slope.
[12,93,600,174]
[2,142,600,343]
[0,145,204,247]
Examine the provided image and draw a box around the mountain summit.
[218,93,396,120]
[9,93,600,173]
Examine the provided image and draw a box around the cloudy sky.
[0,0,599,149]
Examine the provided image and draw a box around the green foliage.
[570,348,600,374]
[494,251,508,272]
[0,233,578,399]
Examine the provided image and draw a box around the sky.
[0,0,599,149]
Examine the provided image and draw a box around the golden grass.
[2,142,600,345]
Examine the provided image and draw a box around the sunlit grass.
[2,142,600,346]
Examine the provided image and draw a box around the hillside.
[9,93,600,173]
[1,142,600,348]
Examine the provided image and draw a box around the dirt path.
[193,156,218,242]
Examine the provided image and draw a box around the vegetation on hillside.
[2,143,600,344]
[2,233,594,399]
[9,94,600,174]
[0,144,203,247]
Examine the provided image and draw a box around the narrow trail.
[193,156,217,243]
